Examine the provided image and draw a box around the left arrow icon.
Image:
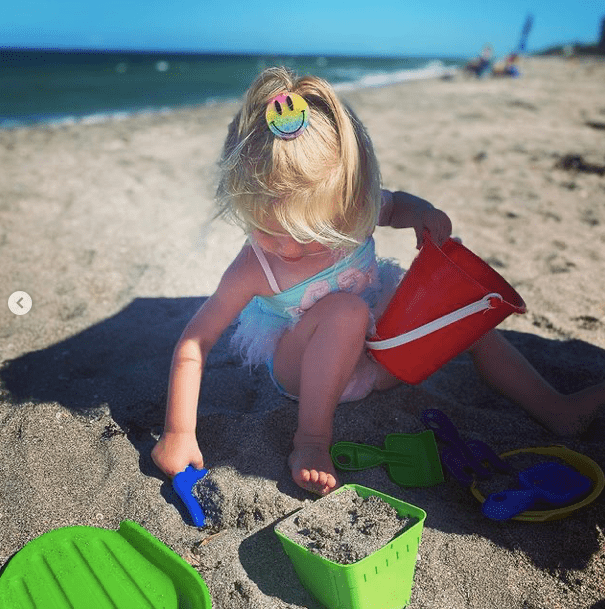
[8,292,32,315]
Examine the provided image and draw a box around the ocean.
[0,49,464,129]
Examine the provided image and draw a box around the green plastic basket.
[274,484,426,609]
[0,520,212,609]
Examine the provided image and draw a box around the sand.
[1,56,604,608]
[275,488,413,564]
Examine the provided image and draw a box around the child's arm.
[378,190,452,248]
[151,246,258,477]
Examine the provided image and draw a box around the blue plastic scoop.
[421,408,512,485]
[172,466,209,527]
[482,461,593,521]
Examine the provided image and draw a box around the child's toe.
[289,446,340,496]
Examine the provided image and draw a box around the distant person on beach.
[151,67,605,495]
[464,44,493,77]
[492,53,521,78]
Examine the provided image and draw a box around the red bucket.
[367,237,526,385]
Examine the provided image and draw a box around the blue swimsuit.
[230,236,403,401]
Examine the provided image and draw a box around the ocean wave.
[2,107,163,130]
[333,60,457,92]
[0,96,246,130]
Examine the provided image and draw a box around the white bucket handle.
[366,293,503,351]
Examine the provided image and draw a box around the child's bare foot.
[288,435,339,496]
[539,382,605,437]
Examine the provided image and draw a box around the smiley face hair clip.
[265,92,309,140]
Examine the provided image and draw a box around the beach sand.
[1,56,604,608]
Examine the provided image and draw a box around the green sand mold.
[275,484,426,609]
[0,520,212,609]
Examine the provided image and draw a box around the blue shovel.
[482,461,592,521]
[172,466,209,527]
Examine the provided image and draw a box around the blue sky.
[3,0,603,57]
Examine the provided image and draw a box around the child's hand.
[414,206,452,249]
[151,431,205,478]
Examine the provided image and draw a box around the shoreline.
[3,54,603,132]
[1,54,462,131]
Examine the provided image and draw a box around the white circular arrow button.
[8,291,32,315]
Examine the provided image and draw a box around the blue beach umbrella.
[517,14,534,52]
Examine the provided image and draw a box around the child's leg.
[468,329,605,436]
[273,292,371,495]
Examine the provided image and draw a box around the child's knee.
[321,292,370,330]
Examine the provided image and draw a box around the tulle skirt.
[231,257,404,368]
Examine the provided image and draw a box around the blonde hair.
[215,66,381,250]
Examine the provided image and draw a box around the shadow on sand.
[1,296,604,582]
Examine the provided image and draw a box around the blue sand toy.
[421,409,512,486]
[172,466,209,527]
[482,460,593,521]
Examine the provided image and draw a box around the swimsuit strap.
[249,240,282,294]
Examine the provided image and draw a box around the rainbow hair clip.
[265,92,309,140]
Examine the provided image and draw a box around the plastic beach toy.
[367,234,526,384]
[421,408,512,486]
[274,484,426,609]
[0,520,212,609]
[482,460,593,521]
[471,445,605,522]
[173,465,209,527]
[330,430,444,487]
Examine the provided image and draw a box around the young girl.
[152,67,604,496]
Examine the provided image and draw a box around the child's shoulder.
[219,242,273,298]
